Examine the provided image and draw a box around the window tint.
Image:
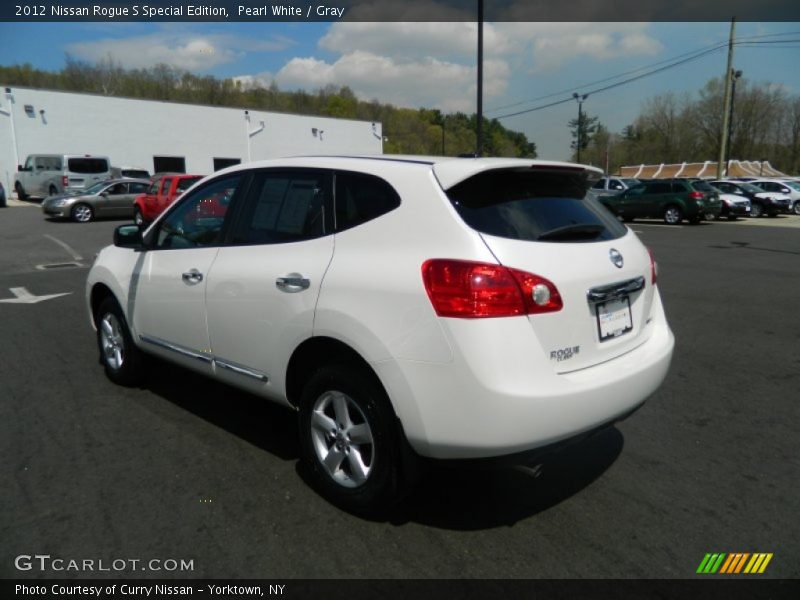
[231,170,329,245]
[690,180,715,192]
[67,158,109,174]
[160,178,173,195]
[154,175,240,249]
[592,179,605,189]
[334,171,401,231]
[130,183,149,194]
[107,183,127,195]
[176,177,202,193]
[644,181,671,194]
[446,168,627,243]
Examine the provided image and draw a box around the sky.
[1,20,799,160]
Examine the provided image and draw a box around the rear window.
[446,168,627,243]
[689,180,715,192]
[67,158,109,174]
[176,177,202,193]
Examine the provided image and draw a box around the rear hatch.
[441,165,656,373]
[66,157,110,190]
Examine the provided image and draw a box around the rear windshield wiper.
[536,223,605,241]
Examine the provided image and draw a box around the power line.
[486,30,800,117]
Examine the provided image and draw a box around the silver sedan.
[42,178,151,223]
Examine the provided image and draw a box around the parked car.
[600,178,722,224]
[133,173,203,225]
[0,181,6,208]
[708,185,751,220]
[14,154,111,199]
[87,156,675,512]
[111,166,151,180]
[591,176,641,197]
[748,179,800,215]
[41,178,151,223]
[710,180,790,217]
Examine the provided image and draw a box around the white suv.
[86,156,675,512]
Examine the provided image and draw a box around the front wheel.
[95,297,144,386]
[15,182,27,200]
[71,203,94,223]
[793,202,800,216]
[298,364,405,515]
[663,205,683,225]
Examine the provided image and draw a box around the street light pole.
[725,69,742,175]
[573,92,588,163]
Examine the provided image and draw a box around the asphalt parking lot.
[1,201,798,579]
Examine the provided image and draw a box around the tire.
[71,203,94,223]
[727,214,738,221]
[95,297,144,386]
[794,202,800,216]
[688,216,701,224]
[15,181,27,200]
[750,203,763,218]
[133,207,145,227]
[49,185,58,196]
[663,205,682,225]
[704,212,717,222]
[298,364,405,515]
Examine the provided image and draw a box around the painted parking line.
[43,234,83,261]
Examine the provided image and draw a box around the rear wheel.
[15,182,27,200]
[663,205,682,225]
[133,207,145,227]
[49,185,58,196]
[95,297,144,386]
[794,202,800,216]
[727,214,738,221]
[298,364,406,515]
[71,203,94,223]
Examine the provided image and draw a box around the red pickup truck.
[133,173,203,225]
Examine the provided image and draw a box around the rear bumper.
[378,290,675,460]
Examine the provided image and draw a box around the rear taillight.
[647,248,658,285]
[689,191,704,200]
[421,259,562,318]
[62,175,69,187]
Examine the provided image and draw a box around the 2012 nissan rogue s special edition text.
[86,156,675,513]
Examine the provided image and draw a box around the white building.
[0,86,384,193]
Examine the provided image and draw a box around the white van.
[14,154,112,199]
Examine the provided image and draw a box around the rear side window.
[231,170,330,245]
[644,181,671,194]
[334,171,400,231]
[67,158,109,174]
[446,168,627,243]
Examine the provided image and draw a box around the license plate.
[596,296,633,342]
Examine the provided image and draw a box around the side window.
[108,183,127,195]
[231,170,330,245]
[147,180,159,195]
[160,178,173,196]
[592,179,605,190]
[130,183,148,194]
[154,175,240,250]
[24,156,33,170]
[35,157,47,170]
[334,171,401,231]
[610,179,624,190]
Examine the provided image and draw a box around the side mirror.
[17,164,23,172]
[114,224,143,249]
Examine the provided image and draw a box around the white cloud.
[275,51,508,113]
[66,32,293,72]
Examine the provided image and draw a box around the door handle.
[182,269,203,284]
[275,275,310,293]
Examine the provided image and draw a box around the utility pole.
[726,70,743,172]
[476,0,483,157]
[573,93,588,163]
[716,17,736,180]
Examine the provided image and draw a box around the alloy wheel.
[310,390,374,488]
[100,313,125,371]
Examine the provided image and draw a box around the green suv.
[600,178,722,225]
